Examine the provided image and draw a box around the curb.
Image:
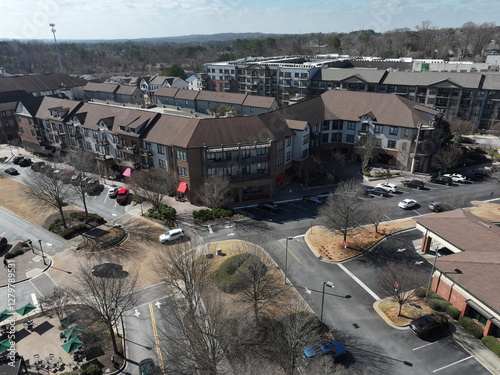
[372,297,410,331]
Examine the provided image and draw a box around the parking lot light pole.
[284,237,293,284]
[320,281,334,325]
[38,240,47,266]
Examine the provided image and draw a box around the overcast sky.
[2,0,498,41]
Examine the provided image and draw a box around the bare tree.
[440,192,475,210]
[367,211,384,235]
[449,117,475,135]
[235,245,286,324]
[431,144,464,173]
[376,262,426,316]
[23,171,74,228]
[66,149,97,224]
[319,179,366,242]
[355,134,377,171]
[68,260,141,354]
[39,287,69,321]
[196,174,232,218]
[128,167,177,213]
[268,306,323,375]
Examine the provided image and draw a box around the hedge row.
[481,336,500,358]
[428,298,451,312]
[193,208,234,222]
[101,231,127,249]
[60,224,88,239]
[147,204,176,222]
[215,253,261,294]
[458,316,484,339]
[69,212,106,224]
[445,305,461,320]
[4,248,26,259]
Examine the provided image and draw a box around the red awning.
[177,182,188,194]
[276,172,287,184]
[122,168,131,177]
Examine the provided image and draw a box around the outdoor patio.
[1,312,85,373]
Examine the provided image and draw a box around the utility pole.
[49,23,64,73]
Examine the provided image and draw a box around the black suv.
[402,180,425,189]
[430,175,453,186]
[410,313,449,338]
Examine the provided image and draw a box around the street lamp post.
[320,281,334,325]
[49,23,64,73]
[284,237,293,284]
[38,240,47,266]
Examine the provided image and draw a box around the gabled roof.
[319,90,439,128]
[116,85,140,95]
[196,91,246,105]
[16,95,44,117]
[174,89,199,101]
[242,95,277,109]
[143,115,197,147]
[155,87,179,98]
[149,75,175,86]
[414,208,500,312]
[381,71,483,88]
[68,102,158,132]
[84,82,119,94]
[310,68,387,83]
[0,73,89,93]
[35,97,82,120]
[286,119,309,131]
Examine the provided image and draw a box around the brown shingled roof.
[35,97,82,120]
[196,91,246,105]
[242,95,276,109]
[155,87,179,98]
[415,208,500,312]
[174,89,199,101]
[84,82,119,94]
[143,115,198,148]
[0,73,89,94]
[116,85,140,95]
[320,90,439,127]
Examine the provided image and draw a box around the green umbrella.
[60,313,78,328]
[0,339,12,354]
[16,303,36,316]
[61,337,83,353]
[64,325,84,340]
[0,309,13,323]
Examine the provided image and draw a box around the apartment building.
[84,82,144,105]
[202,56,500,131]
[16,90,441,203]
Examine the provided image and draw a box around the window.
[346,134,354,143]
[404,129,410,138]
[302,149,308,158]
[347,121,356,130]
[95,144,101,152]
[85,142,92,151]
[285,151,291,162]
[277,141,284,151]
[286,137,291,147]
[257,148,267,156]
[302,134,309,145]
[158,159,166,169]
[387,140,397,149]
[389,127,398,136]
[401,142,407,150]
[374,125,383,133]
[374,138,382,147]
[176,150,187,160]
[277,156,283,165]
[331,133,338,142]
[92,131,98,139]
[121,138,127,146]
[256,163,266,172]
[207,168,216,176]
[322,121,330,131]
[157,144,165,154]
[112,135,119,144]
[321,133,329,143]
[84,129,89,137]
[427,98,435,105]
[177,166,187,176]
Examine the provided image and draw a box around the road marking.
[412,209,422,215]
[280,239,303,265]
[149,303,165,374]
[207,225,213,234]
[433,355,473,372]
[413,336,451,350]
[337,263,380,300]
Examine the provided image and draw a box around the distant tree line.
[0,20,498,77]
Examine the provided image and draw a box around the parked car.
[70,174,81,185]
[18,158,31,167]
[0,237,8,252]
[258,202,280,212]
[302,341,346,363]
[108,187,119,198]
[116,188,129,204]
[40,165,54,175]
[159,228,185,243]
[443,173,466,183]
[138,358,155,375]
[31,161,45,172]
[60,171,75,184]
[85,179,100,193]
[376,183,398,193]
[402,180,425,189]
[398,198,417,209]
[461,170,478,181]
[4,168,19,175]
[303,195,326,205]
[12,155,24,164]
[428,201,446,212]
[410,313,449,338]
[91,263,123,278]
[474,168,492,177]
[430,175,453,186]
[367,187,389,197]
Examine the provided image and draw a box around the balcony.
[231,172,271,182]
[140,149,153,157]
[240,155,270,164]
[206,158,237,167]
[358,130,369,136]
